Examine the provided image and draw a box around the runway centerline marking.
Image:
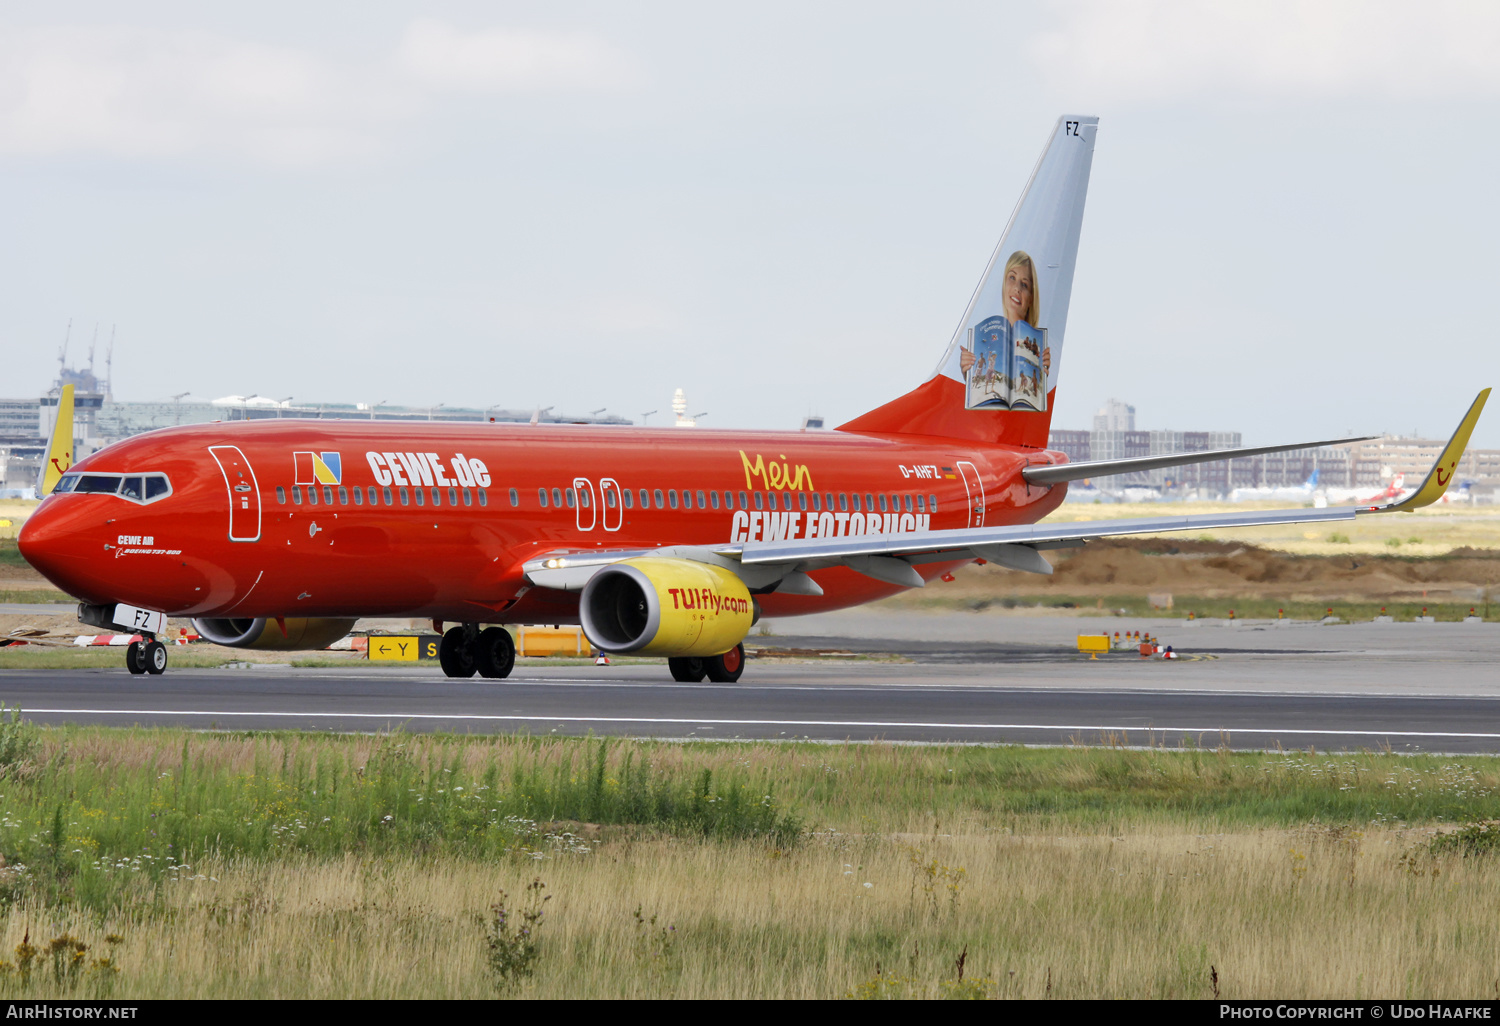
[12,708,1500,739]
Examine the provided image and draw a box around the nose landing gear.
[126,638,168,675]
[439,624,515,679]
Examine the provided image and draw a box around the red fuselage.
[18,421,1067,623]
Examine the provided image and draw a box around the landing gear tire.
[475,627,515,679]
[144,641,168,675]
[704,643,745,683]
[439,626,478,678]
[668,656,707,683]
[126,641,147,675]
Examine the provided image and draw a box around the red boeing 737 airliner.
[17,117,1490,679]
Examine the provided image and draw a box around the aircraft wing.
[741,389,1490,587]
[1023,433,1376,485]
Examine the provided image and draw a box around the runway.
[2,610,1497,750]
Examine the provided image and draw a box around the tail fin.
[40,384,75,496]
[839,116,1098,447]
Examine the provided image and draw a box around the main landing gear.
[125,637,168,675]
[668,643,745,684]
[439,624,516,679]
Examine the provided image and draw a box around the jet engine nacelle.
[580,557,753,656]
[191,617,358,651]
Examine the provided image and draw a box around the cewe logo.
[294,452,342,486]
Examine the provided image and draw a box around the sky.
[1,1,1498,444]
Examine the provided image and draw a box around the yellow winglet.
[1378,388,1490,512]
[39,384,75,497]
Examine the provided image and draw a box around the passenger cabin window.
[367,486,378,505]
[724,491,735,509]
[352,488,362,506]
[382,487,393,505]
[784,491,794,510]
[276,486,287,504]
[292,486,303,504]
[552,488,563,507]
[565,488,575,509]
[697,490,707,509]
[308,486,319,505]
[478,489,488,506]
[399,488,410,506]
[339,487,349,505]
[865,493,874,511]
[605,490,616,508]
[839,493,848,511]
[507,488,517,507]
[623,490,633,509]
[850,494,860,512]
[653,489,664,509]
[754,492,764,511]
[414,488,425,506]
[448,488,458,506]
[904,494,913,512]
[929,494,937,511]
[430,488,441,506]
[709,491,719,510]
[878,494,888,513]
[538,488,549,507]
[738,491,748,510]
[668,490,679,509]
[916,495,925,512]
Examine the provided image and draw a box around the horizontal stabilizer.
[1023,434,1377,485]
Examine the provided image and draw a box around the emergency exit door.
[209,445,262,542]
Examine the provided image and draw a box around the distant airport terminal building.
[0,362,630,496]
[1050,398,1500,501]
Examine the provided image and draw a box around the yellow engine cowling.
[191,617,358,651]
[579,557,754,656]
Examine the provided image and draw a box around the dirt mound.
[963,539,1500,601]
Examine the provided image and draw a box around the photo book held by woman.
[964,316,1047,413]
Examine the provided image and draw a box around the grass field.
[0,722,1493,998]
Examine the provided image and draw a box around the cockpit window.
[76,475,122,494]
[54,472,172,504]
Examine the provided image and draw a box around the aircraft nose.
[15,498,111,604]
[16,500,73,581]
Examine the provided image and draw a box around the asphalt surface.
[1,610,1497,751]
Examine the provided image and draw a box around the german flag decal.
[941,466,956,479]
